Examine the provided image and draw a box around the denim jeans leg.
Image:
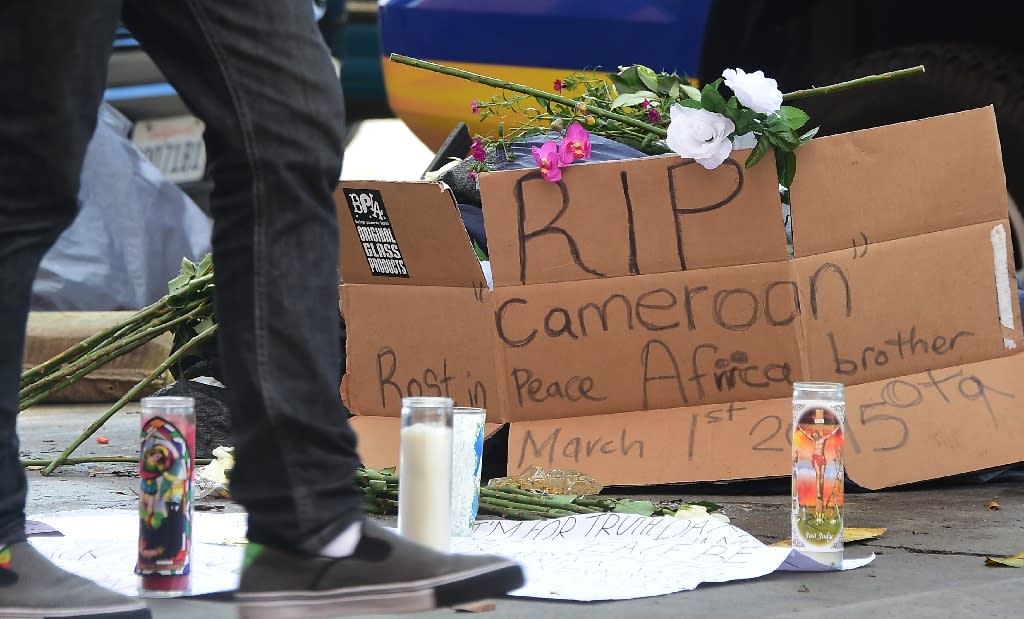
[0,3,121,544]
[121,0,362,552]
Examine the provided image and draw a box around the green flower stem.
[389,53,667,138]
[18,299,166,390]
[41,324,218,476]
[391,54,926,153]
[18,338,154,411]
[19,300,212,407]
[476,501,549,520]
[481,487,600,514]
[477,496,576,518]
[356,468,399,484]
[22,456,212,467]
[572,497,618,509]
[783,65,925,101]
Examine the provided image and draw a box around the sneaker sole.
[0,605,150,619]
[236,562,523,619]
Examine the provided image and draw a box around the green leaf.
[778,106,810,130]
[668,81,680,99]
[194,316,216,334]
[776,149,797,188]
[765,119,801,150]
[690,500,724,512]
[656,74,679,96]
[744,133,772,168]
[681,84,702,101]
[165,292,192,308]
[636,65,660,91]
[799,126,820,144]
[471,239,488,262]
[546,494,579,505]
[497,122,505,139]
[612,499,656,516]
[379,466,397,475]
[167,272,191,294]
[700,79,727,114]
[196,253,213,276]
[609,91,658,110]
[179,257,196,277]
[676,98,703,109]
[729,107,760,136]
[610,66,643,94]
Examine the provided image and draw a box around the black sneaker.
[236,520,524,618]
[0,541,151,618]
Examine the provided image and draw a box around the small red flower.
[553,79,563,93]
[467,170,478,181]
[640,99,650,109]
[470,137,487,162]
[531,140,562,182]
[470,99,480,115]
[558,122,592,165]
[647,107,661,123]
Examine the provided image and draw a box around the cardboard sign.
[338,107,1024,489]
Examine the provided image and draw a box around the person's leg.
[121,2,523,615]
[120,0,361,552]
[0,3,150,618]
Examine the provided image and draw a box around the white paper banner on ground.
[29,510,246,597]
[28,510,872,601]
[453,513,873,600]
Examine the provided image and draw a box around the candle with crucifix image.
[791,382,845,567]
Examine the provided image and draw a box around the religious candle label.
[342,187,408,278]
[791,400,845,555]
[136,416,194,576]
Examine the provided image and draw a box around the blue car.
[378,0,1024,273]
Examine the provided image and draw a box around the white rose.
[666,104,736,170]
[722,68,783,115]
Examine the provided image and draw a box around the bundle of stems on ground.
[20,256,217,476]
[356,467,719,520]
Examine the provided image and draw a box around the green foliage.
[472,239,488,262]
[471,62,815,188]
[611,499,657,515]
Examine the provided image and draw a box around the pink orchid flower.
[470,99,479,115]
[647,107,661,123]
[470,137,487,162]
[553,79,563,93]
[531,140,562,182]
[558,122,592,165]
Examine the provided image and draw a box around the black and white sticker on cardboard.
[342,188,408,278]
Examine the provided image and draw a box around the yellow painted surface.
[382,58,612,151]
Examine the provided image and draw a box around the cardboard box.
[337,107,1024,489]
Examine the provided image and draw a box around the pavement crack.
[868,543,997,558]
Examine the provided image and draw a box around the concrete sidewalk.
[17,404,1024,618]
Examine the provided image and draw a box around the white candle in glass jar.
[398,423,453,552]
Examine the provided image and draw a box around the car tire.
[801,44,1024,275]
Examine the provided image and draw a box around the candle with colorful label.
[791,382,845,568]
[136,396,195,596]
